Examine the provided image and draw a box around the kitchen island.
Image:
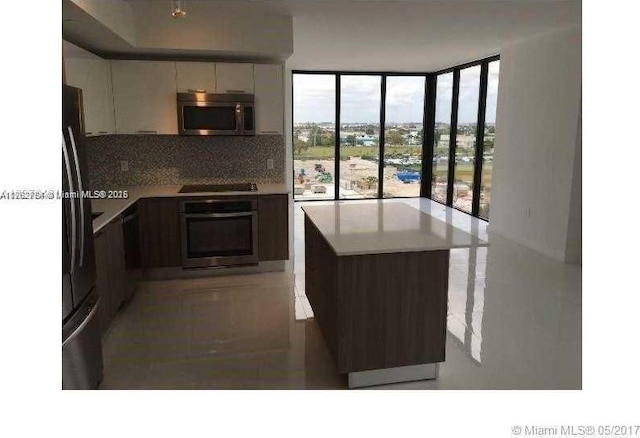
[302,201,488,388]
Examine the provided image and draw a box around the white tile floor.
[100,198,581,389]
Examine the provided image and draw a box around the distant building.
[438,133,476,149]
[340,134,378,146]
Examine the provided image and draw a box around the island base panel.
[348,363,440,388]
[304,215,449,377]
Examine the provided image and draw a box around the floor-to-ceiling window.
[429,56,500,219]
[292,59,499,220]
[432,72,453,203]
[383,76,426,198]
[453,65,482,214]
[339,75,382,199]
[292,74,336,200]
[478,60,500,219]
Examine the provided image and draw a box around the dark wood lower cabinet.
[138,198,181,268]
[94,193,289,335]
[94,218,128,334]
[258,194,289,261]
[94,230,110,334]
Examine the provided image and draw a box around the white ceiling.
[70,0,582,71]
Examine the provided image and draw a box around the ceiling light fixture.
[171,0,187,18]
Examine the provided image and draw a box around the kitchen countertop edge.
[92,184,290,234]
[302,202,489,256]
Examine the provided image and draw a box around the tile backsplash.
[85,134,285,189]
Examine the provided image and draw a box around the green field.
[433,165,493,189]
[296,145,421,160]
[295,145,492,188]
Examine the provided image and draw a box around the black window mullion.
[421,74,436,198]
[292,59,497,208]
[335,74,341,200]
[378,75,387,199]
[447,69,460,206]
[472,62,489,217]
[291,72,295,199]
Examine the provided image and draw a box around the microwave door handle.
[236,103,243,134]
[62,134,76,276]
[67,126,85,267]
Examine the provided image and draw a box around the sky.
[293,60,499,126]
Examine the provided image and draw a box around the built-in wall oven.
[180,199,258,268]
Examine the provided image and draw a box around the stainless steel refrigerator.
[62,84,103,390]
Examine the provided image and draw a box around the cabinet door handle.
[122,212,138,224]
[226,90,245,93]
[98,131,108,134]
[137,130,158,134]
[85,132,93,136]
[260,131,280,134]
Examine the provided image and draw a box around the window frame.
[430,54,500,220]
[292,56,499,222]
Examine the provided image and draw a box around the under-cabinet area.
[92,188,289,334]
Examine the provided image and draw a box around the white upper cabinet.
[175,62,216,93]
[215,63,255,94]
[64,55,282,136]
[111,61,178,134]
[64,56,115,136]
[253,64,283,135]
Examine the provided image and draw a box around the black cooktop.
[178,183,258,193]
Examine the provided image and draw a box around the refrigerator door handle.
[62,133,76,276]
[67,126,85,267]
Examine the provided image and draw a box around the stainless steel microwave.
[177,92,255,136]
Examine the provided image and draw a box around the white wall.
[71,0,136,45]
[130,3,293,59]
[565,101,582,264]
[66,0,293,60]
[490,25,581,263]
[287,0,580,71]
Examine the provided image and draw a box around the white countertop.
[91,183,289,233]
[302,201,488,256]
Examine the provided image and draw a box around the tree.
[294,138,309,156]
[319,132,335,146]
[346,135,356,146]
[309,123,320,146]
[386,131,404,146]
[483,138,494,152]
[361,176,378,189]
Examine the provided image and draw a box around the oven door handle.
[183,212,254,219]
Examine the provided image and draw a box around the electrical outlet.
[267,159,274,170]
[525,207,531,218]
[120,160,129,172]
